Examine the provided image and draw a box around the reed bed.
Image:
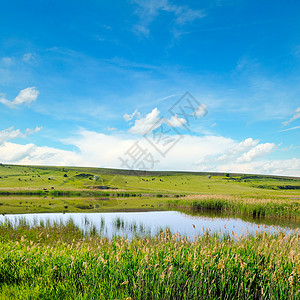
[168,194,300,218]
[0,219,299,299]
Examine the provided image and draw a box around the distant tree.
[94,175,100,181]
[63,174,68,177]
[225,173,230,178]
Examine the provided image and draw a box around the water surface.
[0,211,296,240]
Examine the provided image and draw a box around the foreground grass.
[0,220,299,299]
[168,194,300,218]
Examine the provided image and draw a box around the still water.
[0,211,297,240]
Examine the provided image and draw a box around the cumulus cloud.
[217,138,259,161]
[282,107,300,126]
[237,143,276,163]
[196,138,283,174]
[0,142,83,166]
[129,108,161,134]
[127,108,187,135]
[0,87,39,108]
[61,130,236,169]
[168,115,186,127]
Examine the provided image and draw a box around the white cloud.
[0,127,25,145]
[0,87,39,108]
[0,128,298,176]
[123,109,141,122]
[128,108,187,135]
[0,126,42,145]
[133,0,205,36]
[22,53,35,62]
[25,126,42,135]
[237,143,276,163]
[212,158,300,177]
[0,142,83,166]
[196,138,283,173]
[168,115,186,127]
[217,138,259,161]
[195,104,207,118]
[129,108,161,134]
[1,57,14,67]
[58,130,236,169]
[106,126,117,131]
[282,107,300,126]
[258,158,300,176]
[0,143,36,162]
[280,125,300,132]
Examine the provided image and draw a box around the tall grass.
[0,220,299,299]
[168,194,300,218]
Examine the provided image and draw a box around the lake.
[0,210,297,240]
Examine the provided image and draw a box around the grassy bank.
[168,194,300,218]
[0,220,299,299]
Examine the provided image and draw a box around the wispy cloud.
[280,125,300,132]
[0,87,39,108]
[1,57,14,67]
[22,53,35,62]
[0,126,41,145]
[132,0,205,37]
[282,107,300,126]
[123,109,141,122]
[106,126,117,132]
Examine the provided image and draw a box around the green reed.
[168,194,300,218]
[0,220,299,299]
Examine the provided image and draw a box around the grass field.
[0,164,299,216]
[0,164,299,195]
[0,219,298,299]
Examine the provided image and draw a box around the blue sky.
[0,0,299,175]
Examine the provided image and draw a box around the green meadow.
[0,163,299,217]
